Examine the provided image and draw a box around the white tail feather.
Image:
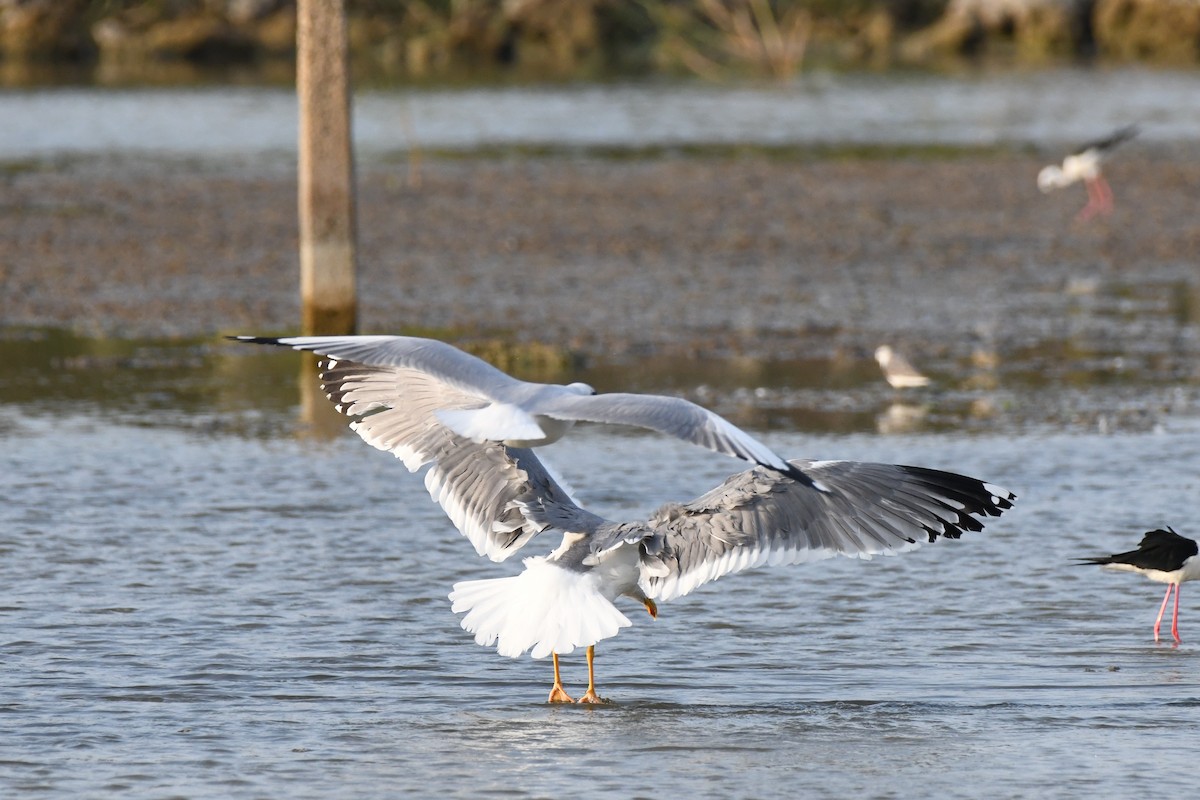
[449,557,632,658]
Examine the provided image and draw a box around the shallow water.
[4,341,1200,798]
[4,68,1200,161]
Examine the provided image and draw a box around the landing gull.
[236,334,1017,703]
[1037,124,1139,222]
[1076,527,1200,644]
[232,335,810,482]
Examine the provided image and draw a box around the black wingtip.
[227,335,287,346]
[776,462,819,489]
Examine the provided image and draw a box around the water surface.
[3,340,1199,798]
[5,62,1199,798]
[5,68,1200,161]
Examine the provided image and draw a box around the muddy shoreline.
[3,149,1200,372]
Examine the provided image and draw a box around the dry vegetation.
[3,0,1200,84]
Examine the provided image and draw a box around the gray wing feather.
[538,392,793,473]
[319,358,580,561]
[239,335,795,473]
[268,335,523,400]
[641,459,1015,601]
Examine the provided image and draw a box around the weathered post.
[296,0,357,334]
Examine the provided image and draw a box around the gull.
[1076,527,1200,644]
[231,335,808,482]
[1037,125,1139,222]
[874,345,930,389]
[235,334,1017,702]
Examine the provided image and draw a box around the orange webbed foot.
[548,685,575,704]
[577,690,611,705]
[547,653,574,703]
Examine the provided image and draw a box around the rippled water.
[4,344,1200,798]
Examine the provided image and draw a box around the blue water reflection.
[4,69,1200,160]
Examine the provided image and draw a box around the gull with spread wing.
[233,335,808,482]
[235,335,1017,703]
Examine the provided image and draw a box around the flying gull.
[235,334,1017,702]
[1037,125,1139,222]
[232,335,809,482]
[1076,527,1200,644]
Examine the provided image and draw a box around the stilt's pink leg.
[1095,175,1114,214]
[1153,583,1173,642]
[1077,180,1103,222]
[1172,583,1182,644]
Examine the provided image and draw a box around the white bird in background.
[235,334,1016,703]
[1037,125,1139,223]
[1076,527,1200,645]
[874,345,930,389]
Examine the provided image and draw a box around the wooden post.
[297,0,357,334]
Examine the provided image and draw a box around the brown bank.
[2,148,1199,365]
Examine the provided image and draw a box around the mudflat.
[3,150,1198,369]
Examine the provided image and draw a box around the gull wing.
[234,335,523,402]
[235,335,803,477]
[318,356,573,561]
[639,460,1015,602]
[536,391,802,478]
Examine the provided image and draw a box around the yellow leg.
[547,653,574,703]
[577,645,610,705]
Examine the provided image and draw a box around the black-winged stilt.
[1077,527,1200,644]
[1037,125,1138,222]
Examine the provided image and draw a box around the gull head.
[873,345,894,368]
[565,382,596,396]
